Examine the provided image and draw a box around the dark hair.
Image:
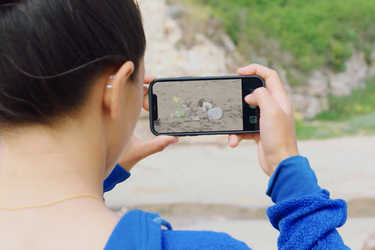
[0,0,146,128]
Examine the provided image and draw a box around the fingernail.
[170,137,178,145]
[228,137,234,145]
[245,94,252,102]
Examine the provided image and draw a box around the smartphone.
[149,75,265,136]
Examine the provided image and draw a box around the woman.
[0,0,349,249]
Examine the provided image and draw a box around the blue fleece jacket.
[103,156,350,249]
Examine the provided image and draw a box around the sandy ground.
[153,79,243,133]
[104,128,375,249]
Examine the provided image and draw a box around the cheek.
[105,81,144,172]
[136,83,143,109]
[123,83,143,126]
[131,83,143,119]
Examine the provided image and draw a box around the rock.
[329,52,368,96]
[280,51,294,66]
[369,46,375,78]
[291,94,328,120]
[273,65,293,95]
[295,51,373,119]
[304,96,325,120]
[221,33,236,52]
[250,55,269,68]
[291,94,308,113]
[307,71,329,97]
[137,0,228,78]
[167,4,185,19]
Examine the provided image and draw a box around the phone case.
[149,75,265,137]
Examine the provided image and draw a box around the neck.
[0,123,106,207]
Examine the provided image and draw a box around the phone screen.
[150,76,264,136]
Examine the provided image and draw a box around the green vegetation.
[295,120,341,141]
[187,0,375,72]
[315,77,375,121]
[349,112,375,132]
[295,112,375,140]
[296,77,375,140]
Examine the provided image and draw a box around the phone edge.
[148,75,265,137]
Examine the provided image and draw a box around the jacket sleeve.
[103,164,131,193]
[266,156,350,249]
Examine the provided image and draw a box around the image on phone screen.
[150,76,264,135]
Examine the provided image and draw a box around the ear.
[103,61,135,120]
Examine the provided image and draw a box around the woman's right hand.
[228,64,300,177]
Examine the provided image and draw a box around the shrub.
[186,0,375,72]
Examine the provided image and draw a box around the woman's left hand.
[117,74,178,172]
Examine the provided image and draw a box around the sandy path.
[105,134,375,249]
[106,134,375,207]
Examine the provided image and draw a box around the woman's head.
[0,0,147,172]
[0,0,146,128]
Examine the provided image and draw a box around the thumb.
[139,136,178,159]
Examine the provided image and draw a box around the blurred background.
[104,0,375,249]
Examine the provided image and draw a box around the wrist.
[117,162,135,172]
[268,150,300,177]
[266,156,320,203]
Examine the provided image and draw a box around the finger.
[143,74,155,111]
[238,64,284,94]
[143,85,150,111]
[137,136,178,160]
[228,134,255,148]
[238,64,292,113]
[144,74,156,85]
[245,87,282,115]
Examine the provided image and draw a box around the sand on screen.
[153,79,243,133]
